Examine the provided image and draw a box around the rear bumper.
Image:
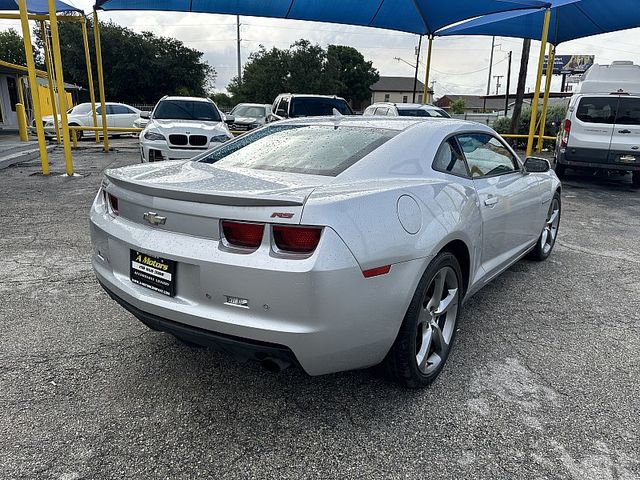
[90,200,426,375]
[557,149,640,171]
[99,279,297,366]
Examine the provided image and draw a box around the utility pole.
[486,36,495,96]
[236,15,242,83]
[412,36,422,103]
[504,51,512,116]
[493,75,504,95]
[510,38,531,134]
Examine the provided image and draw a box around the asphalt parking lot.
[1,142,639,479]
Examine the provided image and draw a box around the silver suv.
[363,102,450,118]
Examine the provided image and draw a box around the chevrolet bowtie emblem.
[143,211,167,226]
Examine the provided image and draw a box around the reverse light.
[106,192,119,216]
[560,119,571,149]
[362,265,391,278]
[272,225,322,254]
[221,220,264,249]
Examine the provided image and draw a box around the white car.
[363,102,451,118]
[91,116,561,388]
[139,96,233,162]
[39,102,141,139]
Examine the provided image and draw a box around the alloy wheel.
[541,198,560,254]
[415,266,459,375]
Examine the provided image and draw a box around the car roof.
[370,102,440,110]
[235,103,270,107]
[277,93,347,101]
[276,115,485,132]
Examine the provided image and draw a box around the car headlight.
[211,134,231,143]
[144,131,165,141]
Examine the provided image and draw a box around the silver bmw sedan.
[90,116,561,388]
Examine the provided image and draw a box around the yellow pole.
[17,75,25,106]
[93,9,109,152]
[81,19,99,144]
[536,43,555,152]
[48,0,74,176]
[526,8,551,157]
[41,20,61,144]
[16,103,28,141]
[423,35,433,103]
[17,0,49,175]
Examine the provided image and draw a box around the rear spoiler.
[105,173,306,207]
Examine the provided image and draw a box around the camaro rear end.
[91,117,561,387]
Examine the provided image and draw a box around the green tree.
[451,99,466,114]
[33,21,215,104]
[493,103,568,149]
[228,39,379,106]
[0,28,42,67]
[210,92,234,111]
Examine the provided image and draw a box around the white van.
[555,61,640,187]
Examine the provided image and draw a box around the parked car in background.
[363,102,451,118]
[139,96,233,162]
[227,103,272,132]
[37,102,141,139]
[555,62,640,186]
[92,116,561,388]
[133,114,150,130]
[271,94,353,119]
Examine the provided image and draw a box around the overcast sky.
[3,1,640,99]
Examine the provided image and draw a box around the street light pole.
[412,35,422,103]
[236,15,242,83]
[504,51,512,116]
[486,36,495,96]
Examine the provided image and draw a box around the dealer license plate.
[130,250,176,296]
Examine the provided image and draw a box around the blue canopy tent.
[437,0,640,154]
[94,0,549,36]
[0,0,82,14]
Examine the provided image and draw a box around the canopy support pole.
[48,0,73,176]
[423,35,433,103]
[536,43,555,153]
[526,8,551,157]
[41,20,61,144]
[93,8,109,152]
[81,18,99,144]
[17,0,49,175]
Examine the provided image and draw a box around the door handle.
[484,196,499,206]
[618,129,632,134]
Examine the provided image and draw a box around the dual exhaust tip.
[260,357,290,373]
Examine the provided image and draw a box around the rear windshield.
[290,98,353,117]
[398,108,450,118]
[231,105,266,118]
[197,124,396,176]
[576,97,617,124]
[153,100,221,122]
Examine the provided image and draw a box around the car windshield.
[69,104,92,115]
[231,105,266,118]
[198,124,396,176]
[153,100,221,122]
[398,108,449,118]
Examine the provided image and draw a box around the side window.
[576,97,617,124]
[278,97,290,116]
[374,107,388,116]
[387,108,396,116]
[96,105,102,115]
[111,105,132,114]
[432,138,468,177]
[615,97,640,125]
[363,106,375,115]
[457,133,519,178]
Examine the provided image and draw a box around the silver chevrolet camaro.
[90,116,561,388]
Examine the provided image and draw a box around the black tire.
[632,171,640,188]
[555,163,566,179]
[527,191,561,261]
[384,252,463,388]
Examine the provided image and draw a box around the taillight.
[560,119,571,148]
[272,225,322,254]
[106,192,119,216]
[221,220,264,249]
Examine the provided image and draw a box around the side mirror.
[224,114,235,124]
[524,156,551,173]
[140,111,151,119]
[275,108,287,118]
